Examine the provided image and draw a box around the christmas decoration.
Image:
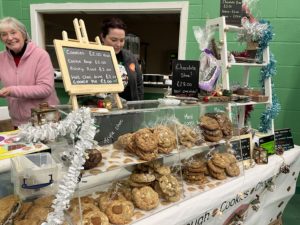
[18,107,96,225]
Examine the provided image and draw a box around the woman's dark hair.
[100,17,127,38]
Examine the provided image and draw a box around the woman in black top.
[100,17,144,101]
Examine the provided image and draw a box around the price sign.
[220,0,243,26]
[230,134,252,161]
[172,60,200,98]
[54,39,123,95]
[275,128,294,151]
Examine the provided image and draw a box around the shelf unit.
[206,16,273,133]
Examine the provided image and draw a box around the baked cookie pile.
[176,123,199,148]
[183,158,209,185]
[207,152,240,180]
[129,161,182,203]
[199,113,233,142]
[114,125,177,161]
[10,195,54,225]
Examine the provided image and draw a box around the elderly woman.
[100,17,144,101]
[0,17,59,127]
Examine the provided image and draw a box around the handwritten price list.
[63,47,118,85]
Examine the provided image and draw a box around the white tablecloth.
[133,146,300,225]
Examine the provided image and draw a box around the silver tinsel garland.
[18,107,96,225]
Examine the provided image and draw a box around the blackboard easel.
[54,18,124,110]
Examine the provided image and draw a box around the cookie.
[14,219,40,225]
[225,163,240,177]
[134,148,158,161]
[98,192,127,212]
[105,200,134,225]
[207,160,224,174]
[153,125,176,154]
[14,202,33,221]
[199,116,220,131]
[206,113,233,137]
[134,128,158,152]
[33,195,54,208]
[158,175,180,197]
[25,205,51,222]
[132,186,159,210]
[208,167,227,180]
[130,173,156,183]
[203,133,223,142]
[211,153,231,169]
[81,209,109,225]
[84,149,102,170]
[114,133,133,150]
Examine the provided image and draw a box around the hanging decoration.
[18,107,96,225]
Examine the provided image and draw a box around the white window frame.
[30,1,189,59]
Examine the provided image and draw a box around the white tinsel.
[18,107,96,225]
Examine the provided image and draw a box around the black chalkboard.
[63,47,118,85]
[230,136,251,161]
[220,0,243,26]
[171,60,200,98]
[275,128,294,151]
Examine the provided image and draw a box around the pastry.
[98,192,127,212]
[199,115,220,131]
[105,200,134,225]
[134,128,158,153]
[25,205,52,222]
[33,195,54,208]
[83,149,102,170]
[14,219,40,225]
[114,133,133,150]
[0,195,21,225]
[81,209,109,225]
[130,173,156,183]
[225,163,240,177]
[14,202,33,221]
[153,125,176,154]
[132,186,159,210]
[158,175,180,197]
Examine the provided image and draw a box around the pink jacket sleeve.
[9,51,55,99]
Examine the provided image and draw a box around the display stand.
[54,18,124,110]
[206,16,273,133]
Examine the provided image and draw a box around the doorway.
[30,2,189,75]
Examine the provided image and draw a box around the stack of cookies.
[115,128,159,161]
[200,115,223,142]
[199,113,233,142]
[153,125,177,154]
[206,113,233,139]
[176,123,199,148]
[182,159,209,184]
[207,152,240,180]
[13,195,54,225]
[114,125,177,161]
[129,161,182,203]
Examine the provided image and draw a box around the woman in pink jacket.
[0,17,59,127]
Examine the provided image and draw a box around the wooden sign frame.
[53,18,123,110]
[54,40,124,94]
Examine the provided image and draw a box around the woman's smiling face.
[0,27,25,54]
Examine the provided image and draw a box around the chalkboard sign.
[172,60,200,98]
[220,0,243,26]
[230,134,252,161]
[275,128,294,151]
[54,39,124,95]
